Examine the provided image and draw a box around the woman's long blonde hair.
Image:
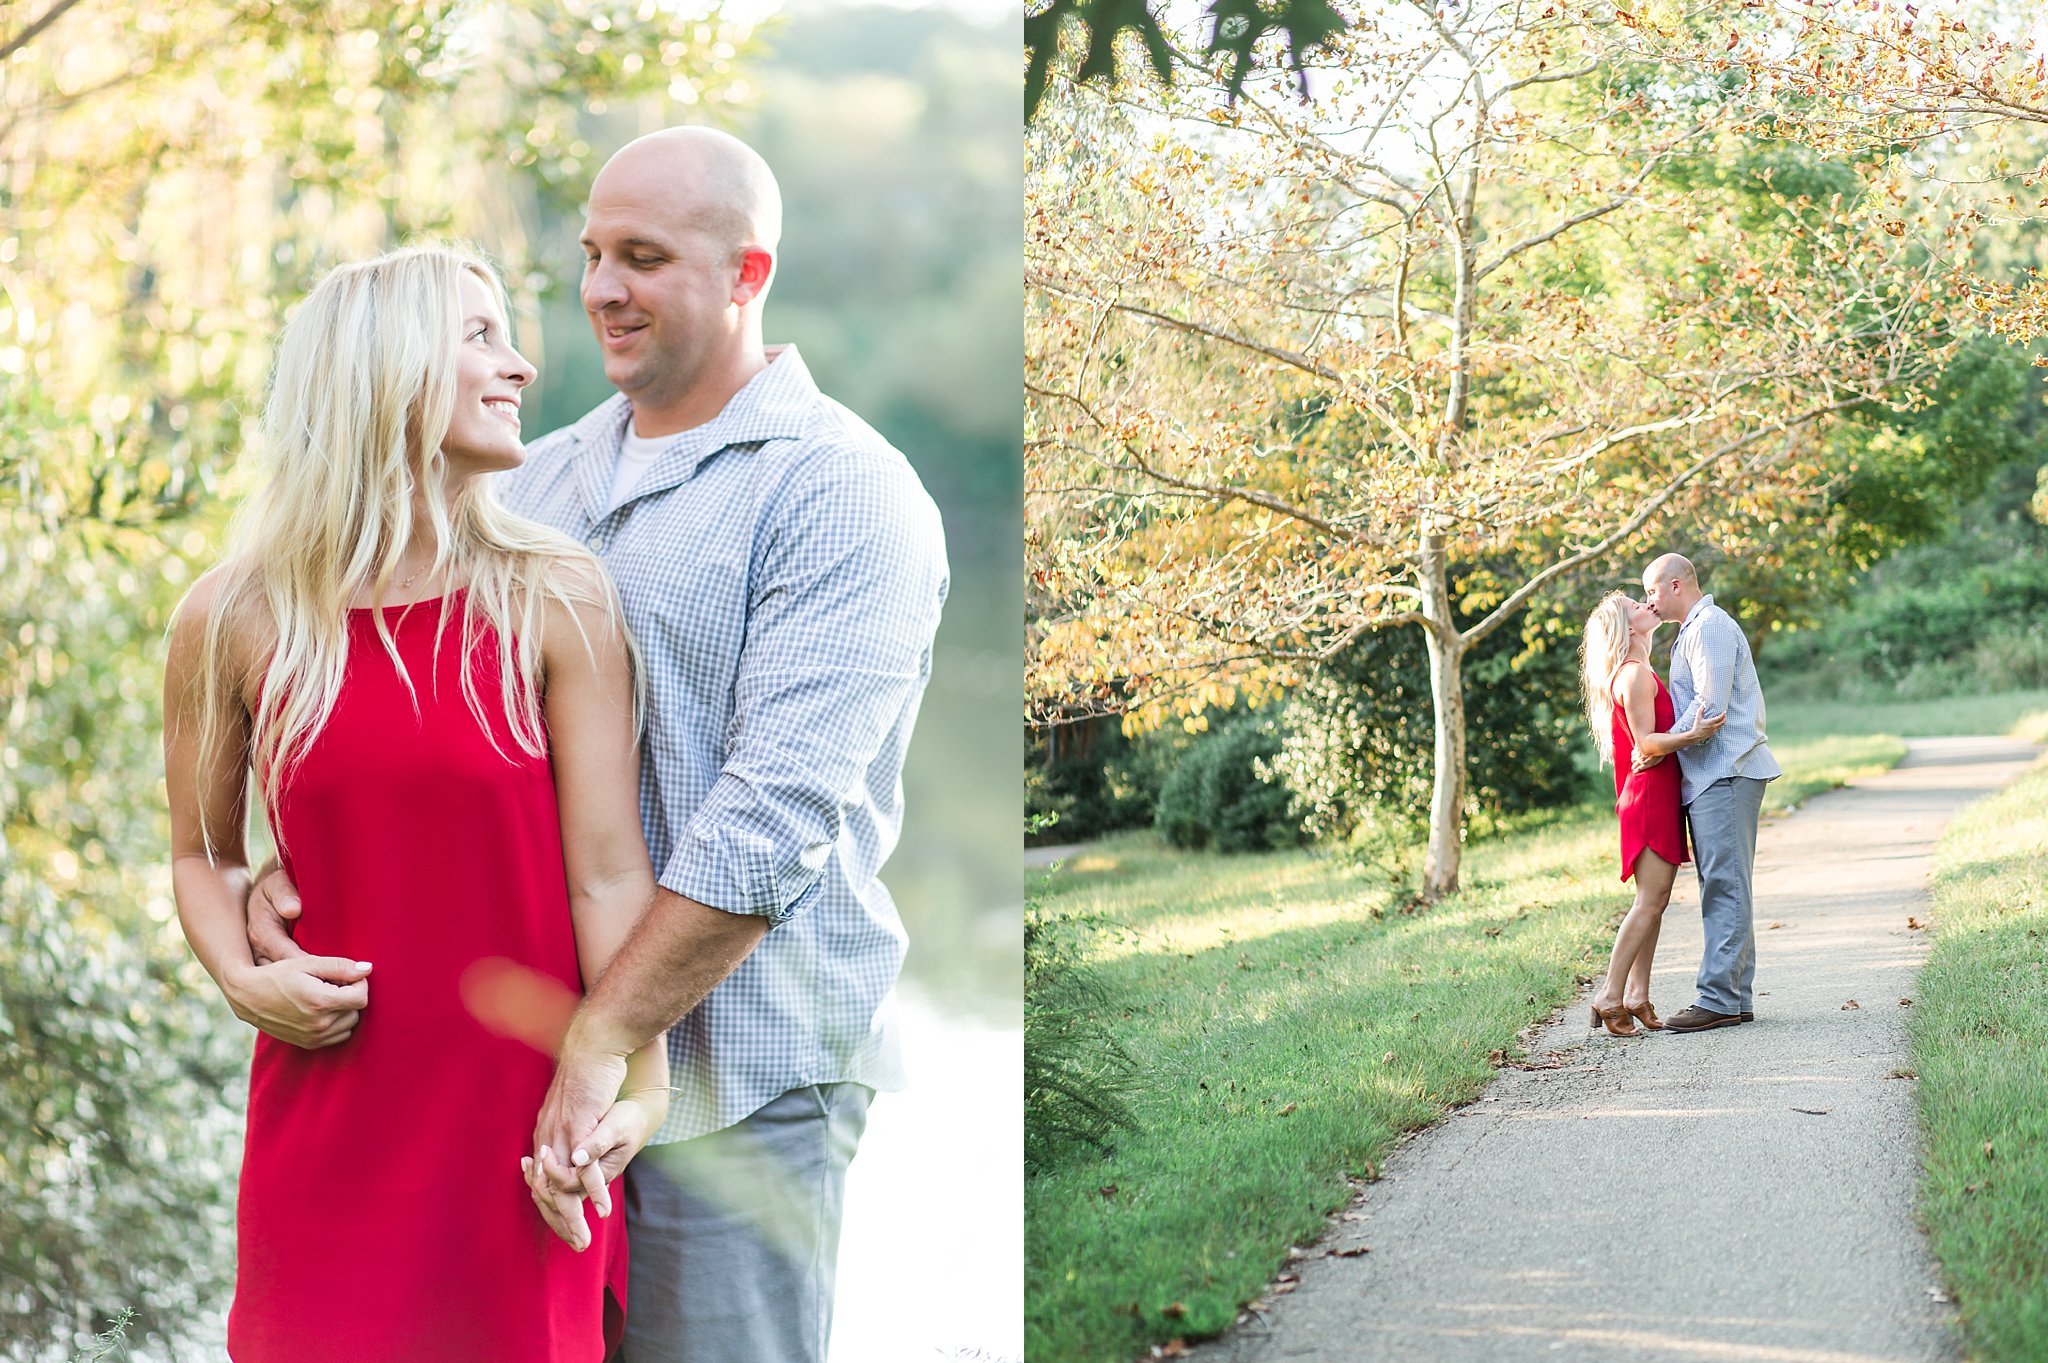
[193,245,628,850]
[1579,591,1634,769]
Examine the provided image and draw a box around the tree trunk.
[1417,521,1468,901]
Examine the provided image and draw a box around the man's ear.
[732,248,774,307]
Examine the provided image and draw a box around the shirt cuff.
[659,829,831,928]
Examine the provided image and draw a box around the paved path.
[1025,841,1089,869]
[1189,736,2040,1363]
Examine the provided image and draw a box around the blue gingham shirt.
[1668,594,1781,807]
[500,347,949,1142]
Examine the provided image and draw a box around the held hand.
[1691,710,1728,743]
[532,1031,630,1206]
[248,867,308,966]
[1631,751,1665,773]
[223,956,371,1049]
[523,1149,596,1251]
[523,1094,665,1249]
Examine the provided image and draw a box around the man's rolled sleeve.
[656,446,947,926]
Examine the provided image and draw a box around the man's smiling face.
[578,153,741,419]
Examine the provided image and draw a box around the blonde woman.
[164,247,666,1361]
[1578,591,1724,1037]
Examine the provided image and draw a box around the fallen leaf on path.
[1487,1049,1507,1066]
[1767,921,1785,930]
[1278,1102,1296,1116]
[1907,916,1926,930]
[1792,1107,1832,1116]
[1381,1051,1397,1065]
[1887,1067,1917,1080]
[1329,1245,1372,1257]
[1155,1340,1188,1358]
[1098,1185,1119,1199]
[1899,997,1913,1007]
[1928,1287,1955,1304]
[1841,999,1861,1010]
[1341,1211,1367,1222]
[1162,1302,1187,1320]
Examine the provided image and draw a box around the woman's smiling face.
[441,270,536,480]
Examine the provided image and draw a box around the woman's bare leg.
[1622,851,1676,1009]
[1596,849,1677,1013]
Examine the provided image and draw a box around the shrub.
[1764,459,2048,702]
[1154,710,1307,853]
[1023,897,1137,1174]
[1025,720,1184,844]
[1272,616,1589,844]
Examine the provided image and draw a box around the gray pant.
[1685,776,1768,1015]
[620,1082,873,1363]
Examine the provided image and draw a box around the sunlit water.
[830,986,1022,1363]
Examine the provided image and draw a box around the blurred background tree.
[0,0,1019,1357]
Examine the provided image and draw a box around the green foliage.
[0,496,246,1355]
[67,1310,134,1363]
[1024,895,1137,1175]
[1914,756,2048,1361]
[1154,710,1305,854]
[1273,609,1590,848]
[1023,0,1347,118]
[1766,458,2048,700]
[1025,719,1183,844]
[0,871,244,1357]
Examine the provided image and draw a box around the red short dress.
[228,592,626,1362]
[1610,659,1690,881]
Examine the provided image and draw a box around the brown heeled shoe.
[1589,1001,1641,1037]
[1626,1001,1666,1031]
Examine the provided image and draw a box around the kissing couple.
[1578,552,1782,1036]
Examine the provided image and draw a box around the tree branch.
[0,0,86,64]
[1459,400,1852,649]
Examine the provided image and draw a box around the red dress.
[228,593,626,1362]
[1611,659,1689,881]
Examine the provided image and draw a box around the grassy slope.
[1914,754,2048,1361]
[1025,728,1938,1363]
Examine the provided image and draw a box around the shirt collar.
[560,344,817,457]
[1679,594,1715,632]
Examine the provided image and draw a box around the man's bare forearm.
[565,887,770,1059]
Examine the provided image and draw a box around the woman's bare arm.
[1619,664,1725,763]
[525,560,669,1248]
[165,573,371,1049]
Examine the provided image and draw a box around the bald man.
[1640,553,1780,1033]
[246,127,949,1362]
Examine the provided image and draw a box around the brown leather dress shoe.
[1664,1005,1745,1032]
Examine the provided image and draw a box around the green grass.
[1025,821,1620,1362]
[1023,720,1964,1362]
[1771,689,2048,743]
[1913,754,2048,1361]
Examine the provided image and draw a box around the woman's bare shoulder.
[169,565,275,671]
[532,551,629,660]
[1613,659,1659,704]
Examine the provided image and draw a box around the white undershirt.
[609,426,671,509]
